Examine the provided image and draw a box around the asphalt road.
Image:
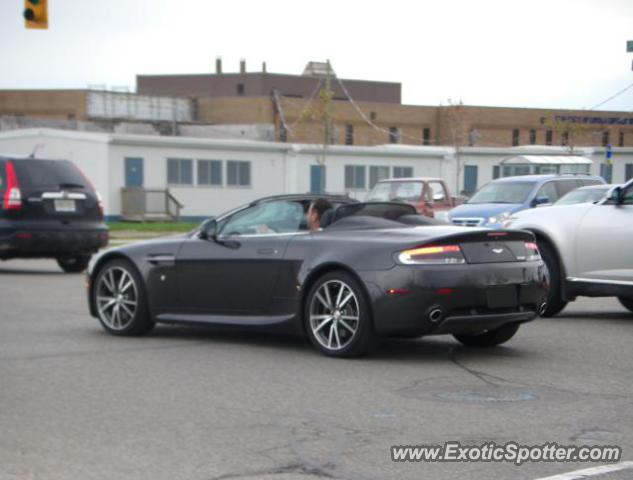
[2,259,633,480]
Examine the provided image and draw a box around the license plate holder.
[486,285,518,309]
[54,199,76,212]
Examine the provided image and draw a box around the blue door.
[463,165,478,194]
[310,165,325,193]
[125,157,144,187]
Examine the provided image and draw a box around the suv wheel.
[57,255,91,273]
[618,297,633,313]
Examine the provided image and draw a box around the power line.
[588,80,633,110]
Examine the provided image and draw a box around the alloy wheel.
[95,266,138,331]
[309,280,360,351]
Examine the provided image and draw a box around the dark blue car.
[448,174,605,228]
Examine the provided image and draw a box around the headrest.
[319,209,335,229]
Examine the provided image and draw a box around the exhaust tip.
[429,308,443,323]
[538,302,548,316]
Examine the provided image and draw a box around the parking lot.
[2,259,633,480]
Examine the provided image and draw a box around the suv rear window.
[13,160,88,192]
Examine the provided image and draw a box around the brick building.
[2,61,632,147]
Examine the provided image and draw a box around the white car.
[506,179,633,316]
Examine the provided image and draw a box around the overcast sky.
[1,0,632,111]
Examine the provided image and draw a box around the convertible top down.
[87,195,549,357]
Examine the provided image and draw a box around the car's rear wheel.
[57,255,91,273]
[304,271,375,358]
[536,240,567,317]
[453,323,520,347]
[618,297,633,313]
[93,259,154,336]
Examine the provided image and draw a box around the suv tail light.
[3,161,22,210]
[524,241,540,261]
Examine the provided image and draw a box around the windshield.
[555,187,609,205]
[367,181,424,202]
[467,182,535,204]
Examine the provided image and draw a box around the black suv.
[0,156,108,272]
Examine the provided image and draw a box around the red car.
[366,177,457,219]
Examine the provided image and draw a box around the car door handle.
[257,248,278,255]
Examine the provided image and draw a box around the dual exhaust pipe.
[428,302,548,323]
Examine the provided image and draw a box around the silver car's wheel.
[96,266,138,331]
[93,260,153,336]
[309,279,361,352]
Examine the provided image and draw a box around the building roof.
[501,155,593,165]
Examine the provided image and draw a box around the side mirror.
[199,217,217,240]
[608,186,623,205]
[532,196,550,207]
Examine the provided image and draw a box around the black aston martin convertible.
[87,194,548,357]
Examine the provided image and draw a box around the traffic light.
[24,0,48,29]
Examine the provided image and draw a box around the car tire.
[453,323,520,347]
[92,259,154,336]
[304,271,376,358]
[618,297,633,313]
[57,255,91,273]
[537,240,568,317]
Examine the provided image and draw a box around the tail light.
[398,245,466,265]
[3,161,22,210]
[524,241,540,261]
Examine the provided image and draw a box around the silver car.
[506,179,633,316]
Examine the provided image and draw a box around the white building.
[0,128,631,220]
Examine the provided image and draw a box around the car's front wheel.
[304,271,375,358]
[618,297,633,313]
[453,323,520,347]
[93,259,154,336]
[57,255,91,273]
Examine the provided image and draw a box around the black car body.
[0,156,108,272]
[87,195,548,357]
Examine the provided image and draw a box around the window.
[393,166,413,178]
[388,127,399,144]
[227,161,251,187]
[623,184,633,205]
[344,165,366,189]
[370,111,377,121]
[236,83,245,95]
[422,128,431,145]
[535,182,558,204]
[562,131,569,146]
[602,131,610,147]
[545,129,553,146]
[512,129,520,146]
[626,163,633,181]
[345,124,354,145]
[197,160,222,186]
[493,165,501,179]
[556,179,581,199]
[167,158,193,185]
[619,131,624,147]
[529,129,536,145]
[220,201,304,236]
[369,166,390,188]
[427,181,447,202]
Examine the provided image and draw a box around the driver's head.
[307,198,333,231]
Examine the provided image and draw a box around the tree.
[543,115,592,153]
[443,99,468,194]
